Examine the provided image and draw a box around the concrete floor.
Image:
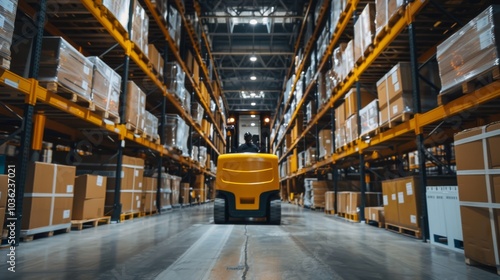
[0,203,497,280]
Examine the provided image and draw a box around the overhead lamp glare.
[249,19,258,25]
[250,75,257,80]
[250,55,257,62]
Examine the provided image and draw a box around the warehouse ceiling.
[198,0,308,113]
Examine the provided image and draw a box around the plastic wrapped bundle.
[144,111,159,139]
[0,0,18,69]
[38,37,93,100]
[437,5,500,95]
[199,146,207,168]
[165,62,185,96]
[359,99,379,136]
[191,146,199,162]
[131,0,149,55]
[191,102,204,126]
[375,0,405,38]
[125,81,146,132]
[87,56,121,121]
[354,4,375,63]
[102,0,130,32]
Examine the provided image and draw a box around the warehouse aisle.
[0,203,497,280]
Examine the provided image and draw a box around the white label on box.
[83,66,90,75]
[1,1,14,13]
[391,70,398,84]
[138,182,142,188]
[96,175,104,187]
[82,80,88,90]
[393,81,400,92]
[398,192,404,203]
[135,170,139,177]
[121,171,124,178]
[154,201,156,206]
[0,15,4,28]
[406,182,413,195]
[479,31,493,50]
[410,215,417,224]
[66,185,73,193]
[391,194,396,201]
[372,213,376,220]
[63,210,71,219]
[476,15,489,31]
[392,104,398,114]
[137,200,141,208]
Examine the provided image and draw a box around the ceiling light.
[250,55,257,62]
[264,117,270,123]
[251,115,256,118]
[250,75,257,80]
[250,92,256,97]
[251,102,256,106]
[251,123,256,126]
[249,19,258,25]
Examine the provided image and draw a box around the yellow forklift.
[214,153,281,224]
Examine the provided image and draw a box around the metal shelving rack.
[1,0,225,244]
[272,0,500,241]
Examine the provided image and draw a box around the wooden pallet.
[438,67,500,106]
[71,216,111,231]
[120,211,141,222]
[141,210,158,217]
[20,225,71,242]
[92,104,120,124]
[465,258,500,275]
[338,212,359,222]
[385,223,422,239]
[380,112,413,130]
[324,209,335,215]
[366,219,385,228]
[374,6,405,44]
[125,122,145,135]
[41,81,93,108]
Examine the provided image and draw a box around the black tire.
[214,198,227,224]
[268,199,281,225]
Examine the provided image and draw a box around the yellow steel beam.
[143,0,225,150]
[273,0,359,153]
[31,112,46,150]
[0,69,32,95]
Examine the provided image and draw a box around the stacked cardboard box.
[0,0,18,69]
[354,4,375,63]
[78,155,144,214]
[165,62,186,102]
[143,111,159,140]
[87,56,121,122]
[311,181,329,208]
[168,6,182,48]
[38,37,93,100]
[0,175,8,231]
[345,113,358,144]
[160,174,172,210]
[377,62,437,127]
[329,0,346,35]
[181,182,191,205]
[72,175,106,220]
[325,191,336,212]
[191,102,204,126]
[331,44,347,86]
[454,122,500,270]
[359,99,379,136]
[318,129,332,158]
[343,40,355,77]
[335,101,347,148]
[23,162,75,230]
[141,177,157,213]
[171,175,181,206]
[102,0,130,32]
[304,147,317,167]
[163,114,189,155]
[375,0,405,38]
[125,81,146,132]
[382,176,456,231]
[193,174,207,203]
[148,44,164,78]
[437,5,500,96]
[344,88,375,120]
[336,191,382,216]
[131,0,149,55]
[365,206,385,225]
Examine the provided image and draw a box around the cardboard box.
[354,3,375,62]
[0,207,5,233]
[102,0,130,32]
[74,175,107,200]
[325,191,335,211]
[0,0,18,67]
[454,121,500,267]
[170,175,181,206]
[437,5,500,95]
[142,177,157,213]
[375,0,405,37]
[365,206,385,224]
[382,180,399,225]
[359,99,379,136]
[337,192,348,214]
[344,88,375,119]
[318,129,332,158]
[125,81,146,132]
[72,198,105,220]
[22,196,74,230]
[87,56,121,119]
[38,37,93,99]
[345,114,358,144]
[131,0,149,55]
[0,175,7,208]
